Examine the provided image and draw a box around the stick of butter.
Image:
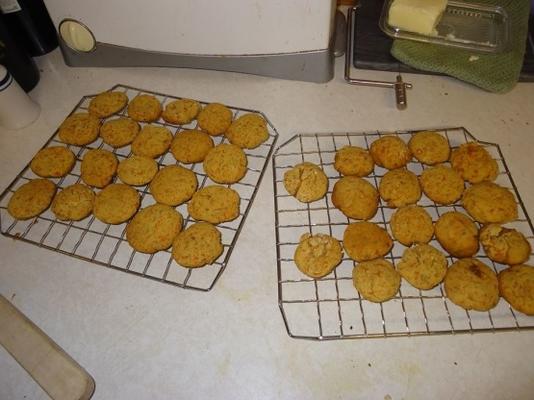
[388,0,448,35]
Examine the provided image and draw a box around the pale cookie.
[435,211,479,258]
[226,113,269,149]
[334,146,374,177]
[203,143,248,184]
[353,259,401,303]
[149,165,198,206]
[462,182,518,224]
[197,103,233,136]
[51,184,94,221]
[93,184,140,224]
[450,142,498,184]
[343,221,393,262]
[188,185,240,224]
[408,131,450,165]
[294,233,343,278]
[88,91,128,118]
[7,179,56,220]
[378,168,421,207]
[498,265,534,315]
[126,204,183,254]
[283,162,328,203]
[420,165,464,205]
[58,113,100,145]
[30,146,76,178]
[80,149,118,188]
[369,135,412,170]
[162,99,201,125]
[170,129,214,164]
[332,176,378,220]
[479,224,531,265]
[172,222,223,268]
[444,258,499,311]
[127,94,162,122]
[131,125,173,158]
[99,118,140,148]
[397,244,448,290]
[390,205,434,246]
[117,155,158,186]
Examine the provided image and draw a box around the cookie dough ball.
[162,99,201,125]
[435,211,479,258]
[80,149,118,188]
[188,185,240,224]
[378,168,421,207]
[408,131,450,165]
[89,91,128,118]
[332,176,378,220]
[127,94,162,122]
[52,184,94,221]
[369,135,412,170]
[334,146,374,177]
[93,184,140,224]
[499,265,534,315]
[397,244,448,290]
[283,162,328,203]
[203,143,248,184]
[170,129,214,164]
[420,165,464,205]
[479,224,531,265]
[197,103,233,136]
[149,165,197,206]
[117,155,158,186]
[343,221,393,262]
[131,125,173,159]
[462,182,518,224]
[58,113,100,145]
[444,258,499,311]
[7,179,56,220]
[353,259,400,303]
[390,205,434,246]
[226,113,269,149]
[450,142,498,184]
[30,146,76,178]
[294,233,343,278]
[172,222,223,268]
[99,118,140,148]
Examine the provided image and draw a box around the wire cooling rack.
[273,127,534,340]
[0,84,278,291]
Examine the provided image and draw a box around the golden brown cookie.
[170,129,214,164]
[80,149,118,188]
[203,143,248,184]
[294,233,343,278]
[498,265,534,315]
[162,99,201,125]
[172,222,223,268]
[127,94,162,122]
[149,165,198,206]
[93,184,140,224]
[126,204,183,254]
[343,221,393,262]
[369,135,412,170]
[197,103,233,136]
[408,131,450,165]
[353,258,400,303]
[378,168,421,207]
[30,146,76,178]
[390,205,434,246]
[435,211,479,258]
[283,162,328,203]
[7,179,56,220]
[99,118,140,148]
[444,258,499,311]
[187,185,240,224]
[58,113,100,145]
[332,176,378,220]
[88,91,128,118]
[462,182,518,224]
[397,244,448,290]
[420,165,464,205]
[131,125,173,158]
[51,184,94,221]
[334,146,374,177]
[479,224,531,265]
[450,142,499,184]
[117,155,158,186]
[225,113,269,149]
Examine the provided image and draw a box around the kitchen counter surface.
[1,49,534,400]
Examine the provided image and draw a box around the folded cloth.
[391,0,531,93]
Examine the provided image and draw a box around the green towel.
[391,0,530,93]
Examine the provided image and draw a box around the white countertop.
[1,49,534,400]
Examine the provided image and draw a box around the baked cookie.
[378,168,421,207]
[334,146,374,177]
[332,176,378,220]
[172,222,223,268]
[450,142,499,184]
[203,143,248,184]
[80,149,118,188]
[30,146,76,178]
[88,91,128,118]
[162,99,201,125]
[435,211,479,258]
[126,204,183,253]
[226,113,269,149]
[343,221,393,262]
[7,179,56,220]
[197,103,233,136]
[369,135,412,170]
[498,265,534,315]
[294,233,343,278]
[127,94,162,122]
[51,184,94,221]
[408,131,450,165]
[117,155,158,186]
[188,185,240,224]
[353,258,400,302]
[420,165,464,205]
[58,113,100,145]
[397,244,447,290]
[170,129,214,164]
[479,224,531,265]
[444,258,499,311]
[93,184,140,224]
[99,118,140,148]
[131,125,173,158]
[390,205,434,246]
[149,165,198,206]
[462,182,518,224]
[283,162,328,203]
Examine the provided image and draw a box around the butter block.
[388,0,448,35]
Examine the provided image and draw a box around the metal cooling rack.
[273,127,534,340]
[0,84,278,292]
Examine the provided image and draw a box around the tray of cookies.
[0,84,278,291]
[273,127,534,340]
